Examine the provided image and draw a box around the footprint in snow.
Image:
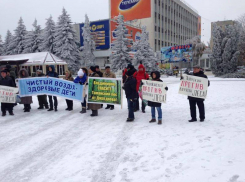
[228,175,239,182]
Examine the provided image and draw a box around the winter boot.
[126,118,134,122]
[105,105,110,109]
[48,108,54,111]
[9,112,14,116]
[2,112,6,117]
[38,106,44,109]
[149,119,156,123]
[158,120,162,125]
[200,119,205,122]
[189,119,197,122]
[90,110,98,117]
[55,108,58,112]
[110,106,114,110]
[80,108,86,114]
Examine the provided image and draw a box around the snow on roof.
[0,52,67,65]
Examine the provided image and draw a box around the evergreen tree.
[238,29,245,65]
[133,26,159,72]
[4,30,13,55]
[40,15,56,54]
[0,35,4,56]
[8,17,27,55]
[111,15,131,72]
[54,8,81,72]
[80,14,96,67]
[23,19,42,53]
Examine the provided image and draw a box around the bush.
[220,71,245,78]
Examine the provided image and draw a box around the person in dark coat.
[46,65,59,112]
[123,70,138,122]
[74,69,87,113]
[88,66,101,117]
[19,68,33,112]
[63,70,74,111]
[187,65,210,122]
[0,69,15,116]
[148,71,168,125]
[6,69,16,87]
[36,70,49,109]
[95,65,103,77]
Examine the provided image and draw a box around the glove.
[165,87,168,91]
[79,81,82,85]
[180,76,184,80]
[86,83,88,85]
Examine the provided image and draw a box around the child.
[148,71,168,125]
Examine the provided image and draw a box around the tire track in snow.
[0,115,114,182]
[91,122,135,182]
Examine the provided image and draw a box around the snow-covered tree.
[8,17,27,55]
[133,26,159,72]
[111,15,131,72]
[54,8,81,72]
[40,15,56,54]
[184,36,206,65]
[211,23,241,76]
[3,30,13,55]
[23,19,42,53]
[80,14,96,67]
[238,29,245,65]
[0,35,4,56]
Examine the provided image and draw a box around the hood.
[138,64,146,73]
[127,64,135,70]
[19,68,29,78]
[82,67,88,76]
[151,71,161,80]
[49,65,55,73]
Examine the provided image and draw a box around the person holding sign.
[123,70,138,122]
[88,66,101,117]
[36,70,49,110]
[46,65,59,112]
[133,64,149,113]
[186,65,210,122]
[74,69,87,114]
[0,69,16,116]
[63,70,74,111]
[103,66,116,110]
[148,71,168,125]
[19,69,33,112]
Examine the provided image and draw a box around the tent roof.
[0,52,67,65]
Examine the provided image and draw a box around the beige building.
[210,20,236,50]
[128,0,201,51]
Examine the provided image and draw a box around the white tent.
[0,52,68,76]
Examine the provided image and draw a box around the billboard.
[110,20,142,46]
[198,16,201,37]
[111,0,151,21]
[161,44,193,63]
[80,20,110,50]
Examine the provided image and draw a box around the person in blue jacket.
[74,69,87,113]
[46,65,59,112]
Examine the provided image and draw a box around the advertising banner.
[142,80,167,103]
[0,86,19,103]
[179,75,209,99]
[110,20,142,47]
[80,20,110,50]
[111,0,151,21]
[88,77,122,105]
[18,78,84,102]
[161,44,192,63]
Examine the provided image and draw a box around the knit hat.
[125,70,134,77]
[193,64,201,69]
[90,66,96,72]
[78,69,84,77]
[1,69,8,73]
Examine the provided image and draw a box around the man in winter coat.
[19,68,33,112]
[46,65,59,112]
[36,70,49,109]
[74,69,87,114]
[123,70,138,122]
[95,65,103,77]
[63,70,74,111]
[88,66,101,117]
[103,66,116,110]
[148,71,168,125]
[0,69,15,116]
[187,65,210,122]
[133,64,149,113]
[126,64,137,75]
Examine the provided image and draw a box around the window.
[33,65,43,73]
[57,65,65,75]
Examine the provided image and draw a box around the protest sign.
[142,80,167,103]
[88,77,122,105]
[0,85,19,103]
[179,75,208,99]
[18,77,84,102]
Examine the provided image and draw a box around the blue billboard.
[80,20,110,50]
[161,44,193,63]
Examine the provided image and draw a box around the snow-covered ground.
[0,76,245,182]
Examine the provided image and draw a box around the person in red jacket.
[133,64,149,113]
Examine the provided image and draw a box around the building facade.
[129,0,201,52]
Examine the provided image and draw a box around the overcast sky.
[0,0,244,45]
